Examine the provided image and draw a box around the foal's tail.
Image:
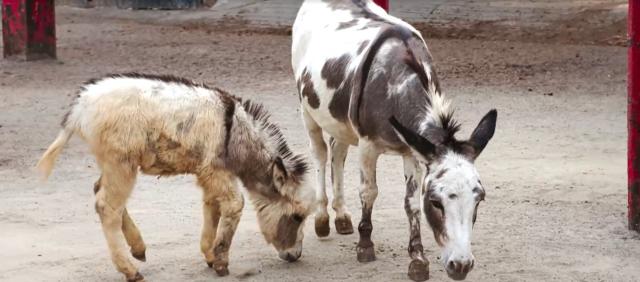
[36,128,74,181]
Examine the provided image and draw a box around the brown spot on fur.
[141,133,202,176]
[276,214,302,249]
[424,188,447,246]
[321,54,351,89]
[300,69,320,108]
[328,72,353,122]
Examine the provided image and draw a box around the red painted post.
[372,0,388,12]
[2,0,56,60]
[629,0,640,232]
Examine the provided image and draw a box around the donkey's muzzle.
[445,257,474,280]
[278,251,301,262]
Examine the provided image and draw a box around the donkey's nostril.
[447,260,456,271]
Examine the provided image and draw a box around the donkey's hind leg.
[355,140,381,263]
[94,162,143,282]
[122,209,147,262]
[329,137,353,235]
[198,170,243,277]
[95,176,147,263]
[302,109,330,237]
[200,198,221,268]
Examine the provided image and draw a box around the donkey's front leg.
[356,141,381,262]
[403,156,429,281]
[200,198,221,268]
[329,137,354,234]
[198,171,244,277]
[302,109,330,237]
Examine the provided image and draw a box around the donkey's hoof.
[356,246,376,262]
[126,272,145,282]
[214,265,230,276]
[132,250,146,262]
[408,259,430,281]
[335,216,354,235]
[315,216,330,237]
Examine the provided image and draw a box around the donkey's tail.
[36,128,74,181]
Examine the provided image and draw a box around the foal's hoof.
[214,265,230,276]
[132,250,146,262]
[126,272,145,282]
[315,215,330,237]
[335,216,354,235]
[207,262,213,268]
[356,246,376,262]
[408,259,430,281]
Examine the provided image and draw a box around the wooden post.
[629,0,640,232]
[2,0,56,60]
[372,0,388,12]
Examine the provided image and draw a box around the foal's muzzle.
[278,250,301,262]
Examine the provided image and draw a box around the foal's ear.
[389,116,437,163]
[468,109,497,159]
[272,157,288,190]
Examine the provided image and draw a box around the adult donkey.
[292,1,497,280]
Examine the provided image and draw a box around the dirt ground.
[1,6,639,282]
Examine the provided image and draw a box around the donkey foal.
[37,73,315,281]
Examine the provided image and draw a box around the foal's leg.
[198,170,243,276]
[356,141,381,262]
[329,137,354,234]
[302,109,330,237]
[122,209,147,262]
[403,156,429,281]
[95,176,147,262]
[94,162,143,282]
[200,198,221,268]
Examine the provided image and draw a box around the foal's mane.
[241,100,309,178]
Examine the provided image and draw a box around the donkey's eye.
[292,214,304,223]
[430,200,444,211]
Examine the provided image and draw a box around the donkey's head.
[390,109,497,280]
[239,101,315,262]
[250,156,315,262]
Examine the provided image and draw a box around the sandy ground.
[1,6,639,282]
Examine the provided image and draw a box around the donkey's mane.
[241,100,309,178]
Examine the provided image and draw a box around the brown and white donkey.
[37,73,315,281]
[292,1,497,280]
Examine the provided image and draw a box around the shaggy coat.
[37,73,315,281]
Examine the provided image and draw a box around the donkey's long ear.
[272,157,288,190]
[389,116,437,163]
[468,109,497,159]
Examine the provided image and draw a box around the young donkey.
[37,73,315,281]
[292,1,497,281]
